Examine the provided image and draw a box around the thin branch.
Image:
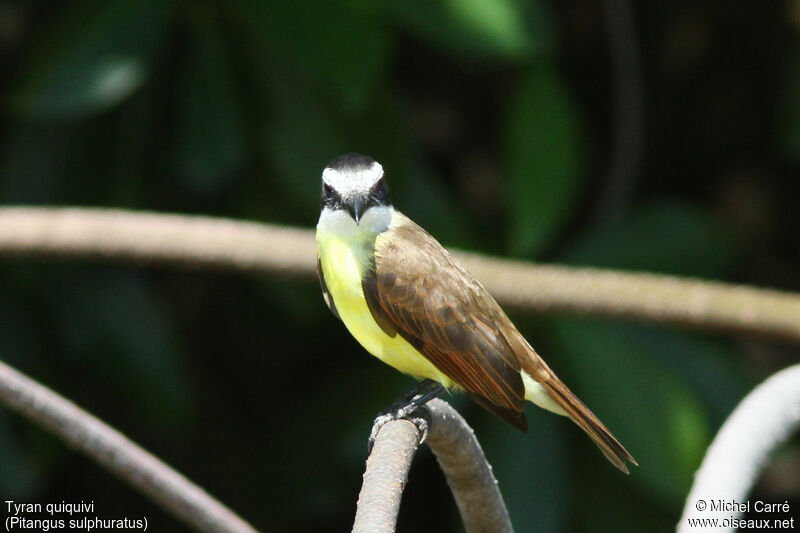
[678,364,800,533]
[0,358,258,533]
[1,206,800,342]
[0,206,315,278]
[457,253,800,342]
[353,400,512,533]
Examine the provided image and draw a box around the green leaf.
[563,201,736,278]
[10,0,177,119]
[387,0,552,60]
[232,0,389,110]
[505,65,582,256]
[551,319,711,504]
[174,8,245,194]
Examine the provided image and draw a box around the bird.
[315,152,636,473]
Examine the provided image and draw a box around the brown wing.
[365,216,637,473]
[363,218,528,431]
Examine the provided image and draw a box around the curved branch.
[678,364,800,533]
[0,359,258,533]
[425,400,513,533]
[1,206,800,342]
[353,400,512,533]
[352,419,420,533]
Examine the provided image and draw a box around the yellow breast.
[316,228,452,386]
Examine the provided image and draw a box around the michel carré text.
[711,500,750,512]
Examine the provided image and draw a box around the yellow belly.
[317,231,452,386]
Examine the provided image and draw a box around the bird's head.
[321,153,391,225]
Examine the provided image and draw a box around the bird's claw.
[367,379,444,453]
[367,404,433,453]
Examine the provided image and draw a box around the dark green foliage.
[506,65,582,256]
[11,0,177,119]
[0,1,798,532]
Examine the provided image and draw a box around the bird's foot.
[368,406,432,449]
[368,379,445,451]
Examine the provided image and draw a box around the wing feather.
[349,213,636,472]
[363,218,528,430]
[360,215,636,472]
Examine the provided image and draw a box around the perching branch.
[678,364,800,533]
[425,400,513,533]
[353,399,512,533]
[1,206,799,342]
[352,419,420,533]
[0,359,258,533]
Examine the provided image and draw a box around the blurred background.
[1,0,799,531]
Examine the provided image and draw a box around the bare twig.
[0,359,258,533]
[0,206,798,342]
[678,364,800,533]
[353,400,512,533]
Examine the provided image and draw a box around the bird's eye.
[321,182,343,209]
[369,179,390,205]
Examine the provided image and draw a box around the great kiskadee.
[316,153,636,473]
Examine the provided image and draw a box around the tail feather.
[540,377,637,473]
[496,319,636,472]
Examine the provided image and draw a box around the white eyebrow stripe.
[322,161,384,197]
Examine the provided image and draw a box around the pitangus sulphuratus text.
[316,153,636,473]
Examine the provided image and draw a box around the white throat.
[316,205,394,239]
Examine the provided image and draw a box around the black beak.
[348,196,367,225]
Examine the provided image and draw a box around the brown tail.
[497,317,636,472]
[539,374,637,473]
